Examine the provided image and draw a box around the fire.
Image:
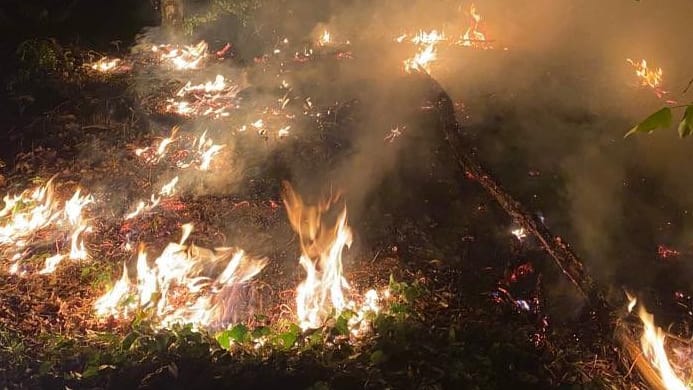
[282,182,383,333]
[134,128,225,171]
[152,41,208,70]
[411,30,446,46]
[627,58,664,89]
[86,57,122,73]
[627,295,691,389]
[404,43,437,74]
[94,224,267,330]
[0,178,59,248]
[626,58,672,100]
[460,3,491,49]
[319,30,331,46]
[165,74,239,118]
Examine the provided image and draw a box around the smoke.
[117,0,693,302]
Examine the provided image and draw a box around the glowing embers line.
[134,127,226,171]
[165,74,240,118]
[626,294,691,390]
[0,178,95,274]
[94,224,267,330]
[282,182,383,334]
[151,41,209,70]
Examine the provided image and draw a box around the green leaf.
[335,315,349,336]
[228,324,249,342]
[677,105,693,138]
[81,364,99,379]
[277,323,300,349]
[370,349,388,365]
[121,332,138,351]
[625,107,672,138]
[251,326,271,339]
[216,331,232,350]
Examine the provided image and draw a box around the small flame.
[411,30,446,46]
[153,41,208,70]
[39,254,66,275]
[460,4,491,48]
[404,43,437,74]
[165,75,239,118]
[159,176,180,197]
[319,30,332,46]
[626,58,671,100]
[637,305,688,390]
[87,57,122,73]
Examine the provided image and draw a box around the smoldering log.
[426,73,609,310]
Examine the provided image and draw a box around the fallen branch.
[426,74,608,309]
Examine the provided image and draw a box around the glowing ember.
[511,227,527,241]
[460,3,491,49]
[152,41,208,70]
[94,225,267,330]
[404,43,437,74]
[658,244,680,260]
[165,74,239,118]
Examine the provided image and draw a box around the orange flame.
[627,294,690,390]
[165,75,239,118]
[282,182,384,334]
[404,43,437,74]
[152,41,208,70]
[86,57,122,73]
[460,3,490,48]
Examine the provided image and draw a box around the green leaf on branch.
[625,107,672,138]
[677,105,693,138]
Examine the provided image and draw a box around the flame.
[134,128,225,171]
[411,30,446,46]
[637,305,689,390]
[159,176,180,197]
[626,58,673,101]
[319,30,332,46]
[165,75,239,118]
[626,293,691,390]
[87,57,122,73]
[282,182,355,330]
[39,254,66,275]
[152,41,208,70]
[94,225,267,330]
[627,58,664,89]
[0,178,60,248]
[404,43,437,74]
[460,4,490,48]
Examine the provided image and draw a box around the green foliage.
[182,0,262,36]
[625,107,672,138]
[626,104,693,138]
[678,105,693,138]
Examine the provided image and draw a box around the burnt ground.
[0,28,651,390]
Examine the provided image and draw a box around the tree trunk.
[161,0,184,30]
